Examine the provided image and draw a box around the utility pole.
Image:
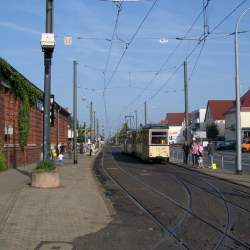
[73,61,78,164]
[144,101,147,125]
[90,101,93,141]
[97,119,99,140]
[234,8,250,174]
[184,61,189,143]
[41,0,55,160]
[102,126,105,140]
[84,122,86,143]
[93,111,96,141]
[135,110,138,130]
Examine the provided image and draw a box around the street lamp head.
[41,33,56,51]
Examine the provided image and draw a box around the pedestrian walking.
[60,144,65,155]
[89,143,93,156]
[182,140,190,164]
[197,142,204,168]
[191,139,198,165]
[58,153,64,166]
[207,140,214,167]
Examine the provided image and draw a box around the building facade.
[0,58,69,168]
[204,100,234,137]
[225,90,250,141]
[160,113,191,144]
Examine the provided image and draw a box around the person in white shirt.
[58,153,64,166]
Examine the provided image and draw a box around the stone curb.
[170,161,250,188]
[90,149,116,218]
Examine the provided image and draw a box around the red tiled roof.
[241,89,250,108]
[160,119,168,125]
[162,113,191,126]
[207,100,234,120]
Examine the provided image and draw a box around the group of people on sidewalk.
[51,143,65,165]
[182,139,214,168]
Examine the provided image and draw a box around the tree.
[206,123,219,140]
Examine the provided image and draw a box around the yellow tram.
[122,124,169,162]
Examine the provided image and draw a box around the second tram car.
[122,124,169,162]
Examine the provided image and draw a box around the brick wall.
[0,87,4,146]
[0,87,69,168]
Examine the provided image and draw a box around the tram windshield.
[151,131,167,145]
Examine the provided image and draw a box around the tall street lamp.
[41,0,55,160]
[234,7,250,174]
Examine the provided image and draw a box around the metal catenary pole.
[73,61,78,164]
[43,0,54,160]
[135,110,138,130]
[84,122,86,143]
[97,119,99,140]
[184,61,189,143]
[93,111,96,141]
[90,101,93,141]
[144,101,147,125]
[234,7,250,174]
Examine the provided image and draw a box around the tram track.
[101,150,190,250]
[172,171,250,214]
[102,147,250,249]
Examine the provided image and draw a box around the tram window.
[151,132,167,144]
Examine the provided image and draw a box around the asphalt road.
[93,146,250,250]
[170,147,250,174]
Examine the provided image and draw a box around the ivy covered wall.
[0,58,43,149]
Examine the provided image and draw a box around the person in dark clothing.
[60,144,65,155]
[182,140,190,164]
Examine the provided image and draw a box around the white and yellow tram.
[122,124,169,162]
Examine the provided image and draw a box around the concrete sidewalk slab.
[0,154,111,250]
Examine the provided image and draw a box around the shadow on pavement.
[14,167,32,179]
[34,241,73,250]
[71,221,161,250]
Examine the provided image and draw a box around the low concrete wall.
[31,171,60,188]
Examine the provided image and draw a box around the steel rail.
[167,168,250,214]
[101,150,190,250]
[106,148,250,248]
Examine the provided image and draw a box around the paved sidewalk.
[170,159,250,188]
[0,153,111,250]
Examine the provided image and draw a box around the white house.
[205,100,234,137]
[160,113,191,144]
[225,89,250,141]
[191,109,206,130]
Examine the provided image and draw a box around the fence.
[170,148,225,169]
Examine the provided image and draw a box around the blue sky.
[1,0,250,135]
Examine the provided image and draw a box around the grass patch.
[35,160,56,173]
[0,146,7,172]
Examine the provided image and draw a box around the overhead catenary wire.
[103,0,160,93]
[188,40,207,81]
[122,2,209,113]
[102,1,124,137]
[102,0,159,135]
[129,0,249,114]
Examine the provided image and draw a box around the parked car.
[216,141,236,150]
[242,140,250,152]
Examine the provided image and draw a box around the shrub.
[35,160,56,173]
[0,146,7,172]
[206,123,219,140]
